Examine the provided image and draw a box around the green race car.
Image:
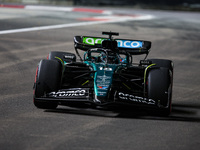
[33,32,173,116]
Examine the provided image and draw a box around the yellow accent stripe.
[55,56,64,65]
[55,56,65,71]
[123,82,131,90]
[82,80,89,86]
[144,63,156,83]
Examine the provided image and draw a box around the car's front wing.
[34,88,166,109]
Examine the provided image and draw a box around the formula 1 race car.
[33,31,173,116]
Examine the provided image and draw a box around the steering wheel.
[99,52,107,63]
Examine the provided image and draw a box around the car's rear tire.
[33,59,61,109]
[149,59,173,72]
[148,68,172,116]
[48,51,76,63]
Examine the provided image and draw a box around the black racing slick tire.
[149,59,173,72]
[148,68,172,116]
[33,59,61,109]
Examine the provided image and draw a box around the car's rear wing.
[74,36,151,55]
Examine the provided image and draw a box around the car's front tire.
[33,59,61,109]
[148,68,172,116]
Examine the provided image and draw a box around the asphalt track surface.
[0,6,200,150]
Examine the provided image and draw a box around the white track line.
[25,5,74,12]
[0,15,154,35]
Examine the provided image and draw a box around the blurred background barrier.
[1,0,200,11]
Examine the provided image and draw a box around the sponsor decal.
[99,66,112,71]
[83,37,143,49]
[97,75,111,83]
[83,37,106,45]
[48,90,86,97]
[64,55,75,59]
[116,40,143,48]
[118,92,156,105]
[98,86,107,89]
